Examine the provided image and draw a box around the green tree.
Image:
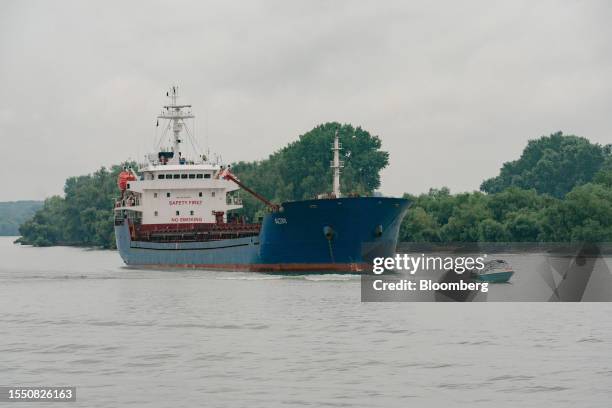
[486,187,550,221]
[18,196,67,246]
[18,164,130,248]
[440,193,491,242]
[232,122,389,219]
[593,155,612,187]
[481,132,610,197]
[478,219,509,242]
[0,201,43,236]
[504,209,542,242]
[399,206,441,242]
[540,183,612,242]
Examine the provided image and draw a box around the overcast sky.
[1,0,611,201]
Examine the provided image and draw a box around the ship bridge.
[114,87,244,225]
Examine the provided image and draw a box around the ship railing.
[131,222,261,242]
[115,214,142,226]
[135,222,261,233]
[226,196,243,205]
[114,198,140,207]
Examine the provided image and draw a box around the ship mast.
[331,130,344,197]
[157,86,194,163]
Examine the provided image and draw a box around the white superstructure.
[115,87,242,224]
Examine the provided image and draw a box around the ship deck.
[118,220,261,243]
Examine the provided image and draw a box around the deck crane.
[219,167,280,211]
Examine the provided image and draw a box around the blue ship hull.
[115,197,409,272]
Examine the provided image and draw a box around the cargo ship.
[114,87,409,272]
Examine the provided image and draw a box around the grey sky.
[1,0,611,201]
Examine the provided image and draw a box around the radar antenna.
[156,86,195,164]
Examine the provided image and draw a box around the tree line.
[0,201,43,236]
[18,165,128,248]
[17,123,387,248]
[16,128,612,247]
[401,133,612,242]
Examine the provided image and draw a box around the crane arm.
[221,170,279,211]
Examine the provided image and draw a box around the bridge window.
[166,192,171,198]
[198,192,202,197]
[176,210,180,216]
[158,174,165,179]
[190,210,194,216]
[189,174,195,179]
[166,174,172,179]
[204,174,211,179]
[181,174,188,179]
[173,174,180,179]
[196,174,203,179]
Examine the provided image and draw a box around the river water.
[1,236,611,407]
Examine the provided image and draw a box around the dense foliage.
[16,127,612,247]
[402,134,612,242]
[400,182,612,242]
[17,123,388,247]
[18,165,129,248]
[0,201,43,235]
[231,122,389,220]
[480,132,611,198]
